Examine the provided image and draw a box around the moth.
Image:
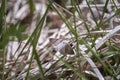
[49,38,74,55]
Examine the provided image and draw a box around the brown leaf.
[50,38,74,55]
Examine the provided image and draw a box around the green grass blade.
[86,0,98,25]
[111,0,119,10]
[33,48,46,80]
[98,0,109,29]
[25,52,34,80]
[28,0,35,14]
[0,0,7,80]
[27,3,51,80]
[48,0,77,36]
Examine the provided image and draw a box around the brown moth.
[49,38,74,55]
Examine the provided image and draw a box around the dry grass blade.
[81,51,104,80]
[88,25,120,57]
[95,25,120,50]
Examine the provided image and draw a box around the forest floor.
[0,0,120,80]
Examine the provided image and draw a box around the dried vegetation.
[0,0,120,80]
